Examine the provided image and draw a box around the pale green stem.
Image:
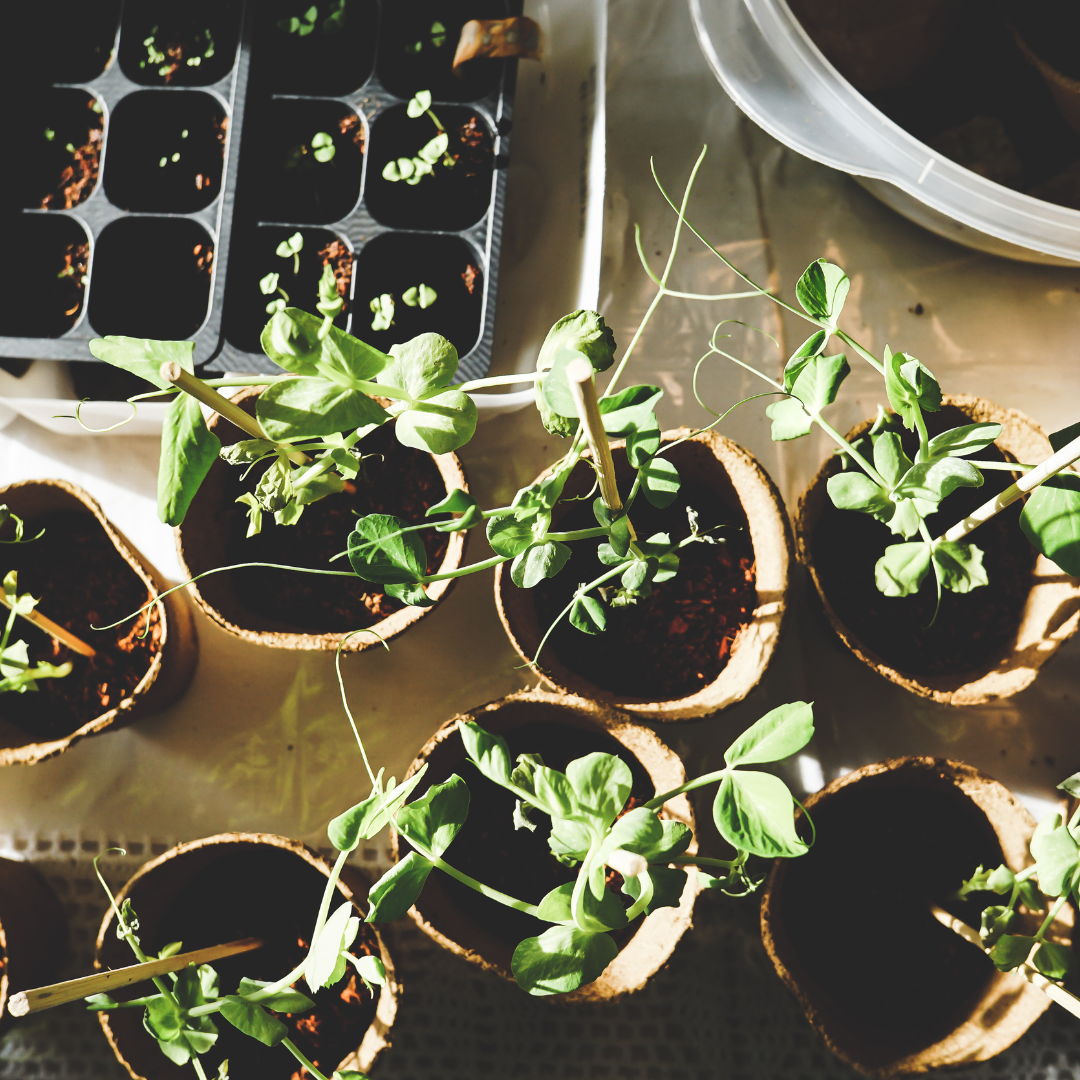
[644,768,728,811]
[430,854,539,916]
[457,373,542,393]
[281,1038,332,1080]
[529,563,627,667]
[835,330,886,376]
[420,553,509,583]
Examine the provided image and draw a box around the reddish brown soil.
[224,423,449,632]
[533,485,757,700]
[461,262,480,294]
[318,239,353,317]
[810,406,1037,675]
[58,241,89,320]
[338,112,366,153]
[40,99,102,210]
[455,114,493,180]
[0,512,161,739]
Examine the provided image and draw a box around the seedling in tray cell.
[278,0,347,36]
[380,91,454,186]
[285,131,337,170]
[405,20,447,54]
[368,284,435,331]
[141,24,215,82]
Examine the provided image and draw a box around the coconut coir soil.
[778,770,1003,1057]
[224,423,448,632]
[118,846,378,1080]
[811,408,1037,676]
[406,721,656,949]
[0,511,160,739]
[532,483,757,700]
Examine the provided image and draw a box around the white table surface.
[2,0,1080,867]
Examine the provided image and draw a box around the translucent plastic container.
[689,0,1080,266]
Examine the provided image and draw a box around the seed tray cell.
[5,0,521,387]
[17,89,104,211]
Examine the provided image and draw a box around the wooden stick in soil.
[930,904,1080,1020]
[0,593,95,657]
[939,431,1080,544]
[567,358,622,512]
[158,363,310,466]
[7,937,263,1017]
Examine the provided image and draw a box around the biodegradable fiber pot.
[0,856,67,1028]
[797,395,1080,705]
[761,758,1065,1077]
[177,387,468,651]
[392,689,701,1003]
[497,428,793,721]
[0,479,198,766]
[96,833,398,1080]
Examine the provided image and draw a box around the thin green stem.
[661,288,763,302]
[430,854,539,916]
[545,527,607,543]
[191,1058,210,1080]
[457,373,542,393]
[914,409,931,464]
[968,460,1034,472]
[420,553,509,583]
[529,563,626,667]
[835,330,886,376]
[281,1038,332,1080]
[644,768,728,811]
[1036,893,1071,943]
[666,855,738,870]
[813,415,889,488]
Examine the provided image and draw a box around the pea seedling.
[0,572,72,695]
[285,132,336,170]
[259,232,305,314]
[369,293,394,331]
[278,0,347,36]
[402,284,437,309]
[381,91,455,186]
[140,25,215,81]
[406,21,447,53]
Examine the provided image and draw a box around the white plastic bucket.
[689,0,1080,265]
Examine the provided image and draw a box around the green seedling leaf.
[1030,813,1079,896]
[593,500,631,557]
[827,472,891,515]
[295,470,346,507]
[255,456,293,512]
[768,352,849,440]
[459,720,514,786]
[396,389,478,454]
[366,851,434,922]
[884,346,941,429]
[724,701,815,767]
[348,514,427,583]
[540,348,588,419]
[259,272,280,295]
[626,424,661,468]
[988,864,1016,893]
[262,309,389,384]
[329,766,429,851]
[794,259,849,325]
[990,934,1036,972]
[536,880,627,929]
[933,540,988,594]
[512,541,572,588]
[236,978,314,1014]
[1033,942,1075,980]
[640,456,681,508]
[379,332,458,398]
[312,131,336,162]
[384,581,433,606]
[350,953,386,992]
[980,905,1016,947]
[408,90,433,117]
[426,488,479,531]
[926,423,1002,459]
[308,901,360,990]
[158,393,221,526]
[487,513,542,557]
[1060,772,1080,799]
[597,384,664,435]
[418,132,448,164]
[511,926,618,996]
[276,232,304,258]
[873,432,914,488]
[88,337,195,391]
[567,752,632,830]
[622,866,687,913]
[570,594,607,634]
[220,439,276,465]
[781,330,828,392]
[537,310,616,374]
[257,377,390,441]
[1020,473,1080,577]
[396,774,470,858]
[892,457,982,504]
[875,541,932,597]
[218,996,287,1047]
[766,397,812,441]
[714,771,806,858]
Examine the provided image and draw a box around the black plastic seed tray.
[4,0,521,386]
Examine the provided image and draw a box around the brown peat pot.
[497,429,793,721]
[391,689,701,1002]
[0,856,67,1028]
[796,395,1080,704]
[1006,2,1080,137]
[761,758,1066,1076]
[0,479,198,765]
[96,833,398,1080]
[177,387,468,651]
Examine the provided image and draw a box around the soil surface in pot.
[810,407,1037,676]
[404,721,656,949]
[222,422,448,632]
[121,846,378,1080]
[19,89,103,210]
[3,215,89,339]
[532,476,757,701]
[0,511,160,740]
[777,769,1004,1056]
[365,105,494,231]
[119,0,242,87]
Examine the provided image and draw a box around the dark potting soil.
[17,89,103,211]
[352,231,484,363]
[138,846,379,1080]
[856,2,1080,206]
[88,217,213,339]
[0,512,160,740]
[810,407,1037,676]
[1006,0,1080,81]
[105,90,227,213]
[250,99,365,224]
[118,0,242,87]
[778,769,1003,1054]
[224,422,449,632]
[405,721,656,949]
[365,105,494,231]
[253,0,378,96]
[224,226,352,354]
[532,481,757,701]
[2,214,89,338]
[375,0,508,103]
[4,0,120,84]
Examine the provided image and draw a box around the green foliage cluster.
[277,0,347,36]
[381,91,454,185]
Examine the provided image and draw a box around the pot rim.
[175,386,468,651]
[760,756,1059,1077]
[94,831,398,1080]
[795,393,1080,704]
[0,478,186,766]
[390,687,702,1003]
[495,427,794,721]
